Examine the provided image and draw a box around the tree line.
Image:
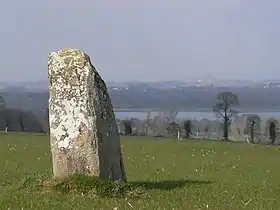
[120,91,276,144]
[0,91,277,145]
[0,96,46,133]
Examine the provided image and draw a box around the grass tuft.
[37,174,144,198]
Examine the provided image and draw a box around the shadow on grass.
[18,175,212,199]
[130,179,211,190]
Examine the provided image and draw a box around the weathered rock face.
[48,48,126,181]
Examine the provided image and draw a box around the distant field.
[1,133,280,209]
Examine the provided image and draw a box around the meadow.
[1,133,280,209]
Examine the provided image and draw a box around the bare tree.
[213,92,239,140]
[152,114,168,137]
[243,115,261,143]
[166,121,179,137]
[143,109,152,134]
[122,120,133,136]
[162,109,178,123]
[250,120,255,143]
[183,120,192,138]
[269,122,276,144]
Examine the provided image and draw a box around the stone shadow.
[130,179,211,190]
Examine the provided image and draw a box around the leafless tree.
[152,115,168,137]
[161,109,178,123]
[143,109,152,134]
[243,115,261,143]
[183,120,192,138]
[122,120,133,136]
[213,92,239,140]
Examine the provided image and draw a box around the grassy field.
[1,133,280,209]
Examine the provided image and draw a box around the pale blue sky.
[1,0,280,82]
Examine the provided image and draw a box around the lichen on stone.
[48,48,126,181]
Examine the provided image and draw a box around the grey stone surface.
[48,48,126,181]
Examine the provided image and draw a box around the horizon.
[0,77,280,85]
[0,78,280,84]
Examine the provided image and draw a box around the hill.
[0,133,280,209]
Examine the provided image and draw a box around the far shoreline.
[113,108,280,113]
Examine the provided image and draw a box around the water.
[115,111,280,120]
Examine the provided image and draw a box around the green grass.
[1,133,280,209]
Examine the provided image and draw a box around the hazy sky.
[1,0,280,82]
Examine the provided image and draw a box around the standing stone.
[48,48,126,181]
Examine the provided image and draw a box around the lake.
[114,111,280,120]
